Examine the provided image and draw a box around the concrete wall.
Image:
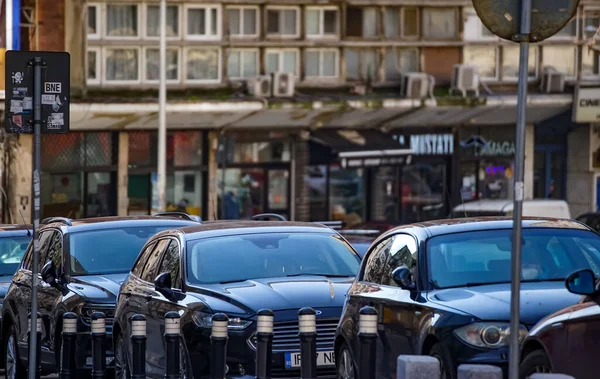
[567,125,594,218]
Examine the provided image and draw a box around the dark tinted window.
[37,231,54,270]
[158,239,180,287]
[141,239,169,282]
[362,234,417,285]
[132,241,156,277]
[0,235,31,275]
[46,231,63,272]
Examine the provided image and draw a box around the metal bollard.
[164,311,181,379]
[91,312,107,379]
[27,312,42,379]
[60,312,78,379]
[298,307,317,379]
[210,313,229,379]
[130,314,147,379]
[358,306,378,379]
[255,309,274,379]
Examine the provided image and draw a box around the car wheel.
[519,349,552,378]
[114,333,130,379]
[4,324,26,379]
[336,342,356,379]
[429,343,456,379]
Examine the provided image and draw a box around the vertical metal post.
[28,56,43,379]
[157,0,167,212]
[298,307,317,379]
[255,309,274,379]
[509,0,532,378]
[130,314,147,379]
[358,307,377,379]
[210,313,229,379]
[60,313,78,379]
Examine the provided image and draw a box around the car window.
[0,235,31,275]
[362,237,393,284]
[427,228,600,289]
[158,239,180,288]
[140,239,170,282]
[37,231,54,271]
[362,234,417,286]
[132,241,156,277]
[46,231,63,272]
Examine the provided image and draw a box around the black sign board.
[4,50,70,133]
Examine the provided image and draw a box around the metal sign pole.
[157,0,167,213]
[509,0,532,377]
[28,56,43,379]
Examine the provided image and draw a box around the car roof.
[0,224,32,237]
[43,216,198,233]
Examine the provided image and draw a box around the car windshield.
[427,228,600,289]
[186,232,361,284]
[69,225,185,275]
[350,243,370,258]
[0,236,30,275]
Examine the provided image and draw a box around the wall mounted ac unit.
[400,73,430,99]
[272,72,295,97]
[450,64,480,97]
[247,76,272,98]
[540,68,565,93]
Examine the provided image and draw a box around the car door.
[562,298,600,378]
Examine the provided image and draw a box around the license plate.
[284,351,335,369]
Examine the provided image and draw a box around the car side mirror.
[41,261,56,285]
[566,269,597,296]
[392,266,416,290]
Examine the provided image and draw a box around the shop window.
[329,166,366,224]
[346,7,378,38]
[41,173,83,219]
[477,161,514,200]
[172,131,203,166]
[345,48,379,81]
[542,45,577,78]
[463,46,498,80]
[422,8,458,39]
[371,167,399,222]
[166,171,202,216]
[217,168,266,219]
[222,139,290,164]
[401,163,446,224]
[502,45,539,80]
[128,131,202,168]
[42,132,115,171]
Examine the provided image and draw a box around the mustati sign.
[573,87,600,123]
[409,134,454,155]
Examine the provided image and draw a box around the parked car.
[451,199,571,219]
[113,220,362,379]
[335,217,600,379]
[575,211,600,233]
[1,214,199,378]
[519,268,600,379]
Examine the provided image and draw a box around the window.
[185,5,221,39]
[145,48,179,82]
[552,14,578,39]
[46,231,63,273]
[582,49,600,78]
[346,7,377,38]
[305,7,339,38]
[132,241,156,277]
[106,4,139,38]
[158,240,181,287]
[220,139,291,164]
[36,231,54,272]
[146,4,180,38]
[265,49,299,76]
[304,49,339,79]
[329,165,366,221]
[87,48,100,85]
[140,239,170,282]
[105,47,140,82]
[384,48,419,81]
[422,8,458,39]
[88,4,100,38]
[227,6,258,37]
[345,49,379,81]
[463,46,498,80]
[185,48,221,83]
[502,45,539,80]
[384,7,419,38]
[584,10,600,39]
[463,7,495,41]
[266,7,299,37]
[541,45,576,78]
[0,236,31,275]
[227,49,259,79]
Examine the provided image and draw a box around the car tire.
[4,324,26,379]
[429,343,456,379]
[336,342,357,379]
[114,332,130,379]
[519,349,552,378]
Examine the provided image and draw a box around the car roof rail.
[314,221,346,230]
[154,212,202,223]
[251,213,287,221]
[338,229,380,236]
[40,217,73,226]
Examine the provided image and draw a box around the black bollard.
[255,309,274,379]
[91,312,107,379]
[27,312,42,379]
[358,306,378,379]
[130,314,147,379]
[210,313,229,379]
[298,307,317,379]
[164,311,181,379]
[60,312,78,379]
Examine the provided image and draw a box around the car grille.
[271,367,337,379]
[249,318,339,353]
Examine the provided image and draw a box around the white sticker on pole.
[514,181,524,201]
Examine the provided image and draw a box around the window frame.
[583,7,600,40]
[422,7,459,40]
[304,48,340,80]
[156,238,183,289]
[540,44,578,80]
[462,7,497,42]
[183,46,223,84]
[265,5,301,39]
[184,4,222,41]
[582,47,600,80]
[86,47,102,86]
[226,5,260,38]
[143,3,182,40]
[463,45,500,82]
[103,46,142,85]
[501,45,540,82]
[226,48,260,80]
[401,7,420,39]
[142,46,181,84]
[305,6,340,39]
[103,2,141,40]
[87,3,101,39]
[264,48,301,76]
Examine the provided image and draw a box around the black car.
[335,217,600,379]
[1,214,198,379]
[113,220,361,379]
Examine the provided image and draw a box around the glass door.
[266,169,290,219]
[86,172,116,217]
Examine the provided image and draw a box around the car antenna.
[18,209,31,236]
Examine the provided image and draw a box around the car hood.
[69,273,128,303]
[192,276,353,315]
[426,281,581,327]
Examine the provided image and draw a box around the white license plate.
[284,351,335,369]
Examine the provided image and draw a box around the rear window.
[0,236,31,276]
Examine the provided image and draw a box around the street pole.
[509,0,532,377]
[157,0,167,212]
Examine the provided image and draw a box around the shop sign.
[393,134,454,155]
[342,156,412,168]
[460,135,515,157]
[573,87,600,123]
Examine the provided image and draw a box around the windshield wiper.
[286,273,354,278]
[464,281,510,287]
[218,279,248,284]
[521,278,565,283]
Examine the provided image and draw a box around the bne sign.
[44,82,62,93]
[574,87,600,123]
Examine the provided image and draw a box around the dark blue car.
[335,217,600,379]
[0,224,32,320]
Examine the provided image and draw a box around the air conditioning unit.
[540,68,565,93]
[247,76,272,98]
[272,72,295,97]
[450,64,480,97]
[400,73,430,99]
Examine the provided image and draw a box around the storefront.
[308,129,454,225]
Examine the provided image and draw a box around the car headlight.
[192,311,252,331]
[453,322,528,348]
